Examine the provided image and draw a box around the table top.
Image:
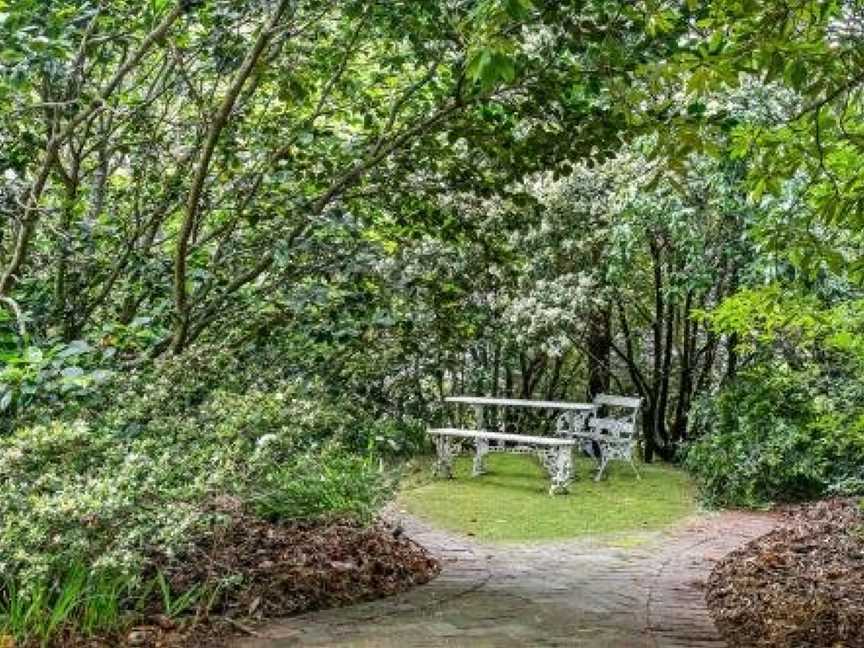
[445,396,594,411]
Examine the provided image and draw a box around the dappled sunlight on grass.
[398,454,696,542]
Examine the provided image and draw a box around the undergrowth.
[0,351,398,646]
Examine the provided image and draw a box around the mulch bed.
[60,509,439,647]
[707,498,864,647]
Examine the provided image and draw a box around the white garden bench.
[556,393,642,481]
[426,428,576,495]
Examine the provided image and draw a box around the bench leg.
[629,456,641,480]
[594,450,609,481]
[549,447,573,495]
[433,436,455,479]
[472,438,489,476]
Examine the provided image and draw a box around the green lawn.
[398,453,697,543]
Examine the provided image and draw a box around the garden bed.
[40,514,439,647]
[707,498,864,647]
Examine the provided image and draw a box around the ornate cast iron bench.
[426,427,576,495]
[556,393,642,481]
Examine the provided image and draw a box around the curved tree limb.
[0,2,186,296]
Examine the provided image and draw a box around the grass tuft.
[0,565,132,646]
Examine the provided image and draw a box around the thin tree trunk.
[671,291,695,442]
[655,285,675,457]
[649,236,664,460]
[172,0,291,352]
[614,298,653,461]
[725,332,739,383]
[0,4,185,295]
[585,303,611,398]
[53,159,80,338]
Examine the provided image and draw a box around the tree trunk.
[585,303,611,398]
[54,161,80,339]
[649,236,664,459]
[172,0,291,353]
[725,332,739,383]
[642,402,656,463]
[654,284,675,457]
[671,291,695,443]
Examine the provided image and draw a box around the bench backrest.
[588,394,641,443]
[593,394,641,410]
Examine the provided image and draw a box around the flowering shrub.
[0,359,392,609]
[0,421,211,588]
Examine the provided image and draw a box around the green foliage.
[153,572,203,621]
[686,280,864,508]
[3,0,864,640]
[643,0,864,279]
[0,563,219,645]
[0,349,394,644]
[704,285,864,360]
[252,449,389,523]
[0,337,111,429]
[685,364,864,508]
[0,0,672,357]
[0,564,132,645]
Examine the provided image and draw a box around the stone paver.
[233,511,776,648]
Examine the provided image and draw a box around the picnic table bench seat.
[426,427,576,495]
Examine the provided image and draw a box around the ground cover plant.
[399,454,696,543]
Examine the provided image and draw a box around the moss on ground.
[398,453,697,543]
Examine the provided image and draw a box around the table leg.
[472,437,489,476]
[473,404,485,430]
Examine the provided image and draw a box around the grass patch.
[398,453,697,543]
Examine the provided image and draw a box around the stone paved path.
[234,511,776,648]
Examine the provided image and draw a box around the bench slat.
[427,427,575,446]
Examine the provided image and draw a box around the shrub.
[0,352,395,644]
[0,337,112,433]
[684,363,864,508]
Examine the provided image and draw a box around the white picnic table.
[428,394,642,494]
